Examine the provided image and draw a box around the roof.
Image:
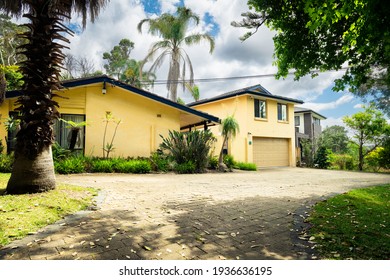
[5,75,220,128]
[188,84,304,106]
[294,106,327,120]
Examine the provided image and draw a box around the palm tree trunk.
[6,145,56,194]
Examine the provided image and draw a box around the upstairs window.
[254,99,267,119]
[294,116,300,126]
[277,103,288,121]
[313,117,321,126]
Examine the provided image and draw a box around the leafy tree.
[138,6,215,101]
[343,105,390,171]
[318,125,349,154]
[103,38,134,80]
[122,59,155,89]
[233,0,390,116]
[1,0,108,194]
[219,115,240,171]
[314,146,331,169]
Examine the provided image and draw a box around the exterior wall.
[193,95,297,167]
[0,84,182,157]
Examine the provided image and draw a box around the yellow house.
[189,84,304,168]
[1,75,219,158]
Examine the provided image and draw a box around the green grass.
[0,173,98,247]
[308,184,390,259]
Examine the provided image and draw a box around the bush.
[314,146,331,169]
[208,155,219,170]
[160,130,216,173]
[223,154,236,169]
[91,159,114,173]
[0,154,13,173]
[55,156,85,174]
[175,161,196,174]
[235,162,257,171]
[52,142,71,161]
[114,159,151,174]
[150,151,170,172]
[330,154,355,170]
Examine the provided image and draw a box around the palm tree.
[122,59,156,90]
[138,6,215,101]
[185,83,200,101]
[1,0,108,194]
[219,115,240,171]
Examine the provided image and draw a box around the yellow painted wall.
[193,95,297,167]
[0,83,181,157]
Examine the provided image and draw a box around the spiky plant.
[0,0,108,194]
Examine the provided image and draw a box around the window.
[294,116,300,126]
[313,117,321,126]
[54,114,86,152]
[254,99,267,119]
[277,103,288,121]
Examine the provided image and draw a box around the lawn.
[0,173,98,247]
[308,184,390,260]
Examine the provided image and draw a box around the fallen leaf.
[143,245,152,251]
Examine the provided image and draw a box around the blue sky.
[62,0,378,128]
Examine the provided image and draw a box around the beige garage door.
[253,137,289,167]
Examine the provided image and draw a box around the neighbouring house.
[294,107,327,163]
[0,75,219,158]
[189,85,304,168]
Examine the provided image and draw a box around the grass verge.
[308,184,390,259]
[0,173,98,247]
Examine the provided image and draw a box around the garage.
[253,137,290,167]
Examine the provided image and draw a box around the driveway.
[1,168,389,260]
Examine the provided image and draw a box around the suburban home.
[0,75,219,158]
[294,107,327,163]
[189,85,304,168]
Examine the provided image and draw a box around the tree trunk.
[6,145,56,194]
[218,137,228,171]
[358,142,364,171]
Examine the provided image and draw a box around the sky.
[61,0,371,129]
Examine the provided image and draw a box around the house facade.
[294,107,327,162]
[189,85,304,168]
[0,75,219,158]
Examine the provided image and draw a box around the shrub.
[330,154,355,170]
[91,159,114,173]
[150,151,170,172]
[208,155,219,170]
[160,130,216,173]
[52,142,71,161]
[0,154,13,173]
[223,154,236,169]
[55,156,85,174]
[115,159,151,174]
[314,146,331,169]
[235,162,257,171]
[365,147,383,172]
[175,161,196,174]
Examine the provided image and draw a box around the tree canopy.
[233,0,390,115]
[318,125,349,154]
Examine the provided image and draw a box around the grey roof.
[188,84,304,106]
[294,106,327,119]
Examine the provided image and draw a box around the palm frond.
[183,33,215,53]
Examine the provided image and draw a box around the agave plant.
[0,0,108,194]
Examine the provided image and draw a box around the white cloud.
[354,103,363,109]
[304,94,354,112]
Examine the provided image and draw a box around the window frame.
[277,103,288,122]
[54,114,86,153]
[254,99,267,119]
[294,116,300,126]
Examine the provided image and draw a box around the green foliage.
[343,105,390,170]
[114,159,151,174]
[52,142,71,161]
[234,162,257,171]
[175,161,196,174]
[308,185,390,259]
[0,64,23,90]
[318,125,349,154]
[102,112,121,159]
[300,138,314,167]
[223,154,236,169]
[313,146,331,169]
[103,38,134,80]
[208,155,219,170]
[54,156,86,174]
[378,138,390,169]
[235,0,390,116]
[91,159,114,173]
[365,147,384,172]
[150,151,170,172]
[219,115,240,168]
[0,153,13,173]
[329,154,355,171]
[159,130,216,173]
[138,6,215,101]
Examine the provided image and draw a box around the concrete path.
[1,168,389,260]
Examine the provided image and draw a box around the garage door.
[253,137,289,167]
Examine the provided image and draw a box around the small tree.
[314,146,331,169]
[102,112,121,158]
[219,116,240,171]
[343,105,390,171]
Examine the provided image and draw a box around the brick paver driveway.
[1,168,389,260]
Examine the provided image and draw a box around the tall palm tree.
[0,0,108,194]
[185,82,200,101]
[138,6,215,101]
[219,115,240,171]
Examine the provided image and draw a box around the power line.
[143,67,349,85]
